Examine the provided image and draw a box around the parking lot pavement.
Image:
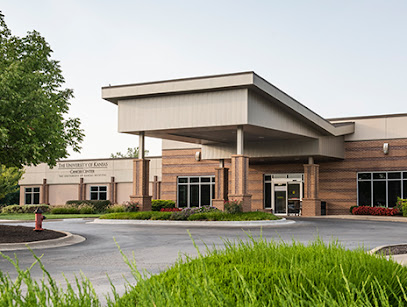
[1,217,407,300]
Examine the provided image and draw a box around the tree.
[110,147,149,158]
[0,12,84,168]
[0,165,23,200]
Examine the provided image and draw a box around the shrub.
[105,204,126,213]
[24,205,50,213]
[349,205,357,214]
[65,200,111,213]
[1,205,22,214]
[89,200,111,212]
[66,200,89,206]
[224,200,242,214]
[187,212,224,221]
[191,205,219,214]
[150,212,172,220]
[50,206,80,214]
[122,201,139,212]
[352,206,399,216]
[1,204,50,214]
[151,200,176,211]
[396,197,407,217]
[169,209,193,220]
[79,204,95,214]
[132,212,153,220]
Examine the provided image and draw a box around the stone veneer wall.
[161,138,407,215]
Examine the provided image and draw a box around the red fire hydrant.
[34,208,46,231]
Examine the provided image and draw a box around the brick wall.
[162,138,407,215]
[319,138,407,214]
[161,148,222,202]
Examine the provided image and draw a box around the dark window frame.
[177,176,215,208]
[90,186,107,201]
[357,171,407,207]
[25,187,40,205]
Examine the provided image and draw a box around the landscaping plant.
[396,197,407,217]
[105,204,126,213]
[224,200,243,214]
[66,200,111,213]
[122,201,139,212]
[0,250,99,306]
[2,236,407,306]
[151,200,176,211]
[352,206,399,216]
[2,204,50,214]
[115,236,407,306]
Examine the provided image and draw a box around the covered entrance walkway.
[102,72,355,216]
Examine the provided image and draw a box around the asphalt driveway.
[0,217,406,301]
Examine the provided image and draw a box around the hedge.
[352,206,399,216]
[1,204,50,214]
[65,200,111,212]
[151,200,175,211]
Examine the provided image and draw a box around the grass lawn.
[0,213,102,220]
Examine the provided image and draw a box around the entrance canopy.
[102,72,354,161]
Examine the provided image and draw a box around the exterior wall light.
[383,143,389,155]
[195,151,201,161]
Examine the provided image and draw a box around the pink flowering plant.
[122,201,139,212]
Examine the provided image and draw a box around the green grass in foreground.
[117,237,407,306]
[1,237,407,306]
[0,213,101,220]
[99,211,280,221]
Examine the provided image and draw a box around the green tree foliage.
[0,165,23,200]
[0,12,84,168]
[110,147,149,158]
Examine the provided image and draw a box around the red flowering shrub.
[160,208,182,212]
[352,206,399,216]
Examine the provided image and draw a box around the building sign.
[20,159,135,185]
[57,161,110,178]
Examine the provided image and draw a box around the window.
[25,187,40,205]
[177,176,215,208]
[357,172,407,207]
[90,186,107,200]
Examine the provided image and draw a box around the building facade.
[19,158,162,206]
[19,72,407,216]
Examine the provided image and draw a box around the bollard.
[34,208,45,231]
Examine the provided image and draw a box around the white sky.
[2,1,407,159]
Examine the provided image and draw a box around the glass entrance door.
[264,174,303,214]
[288,183,301,215]
[274,184,287,214]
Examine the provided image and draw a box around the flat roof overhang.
[102,72,355,160]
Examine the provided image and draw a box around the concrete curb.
[90,218,295,227]
[299,215,407,222]
[369,244,407,267]
[369,243,407,255]
[0,231,86,251]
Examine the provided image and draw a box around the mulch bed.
[375,245,407,256]
[0,225,66,243]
